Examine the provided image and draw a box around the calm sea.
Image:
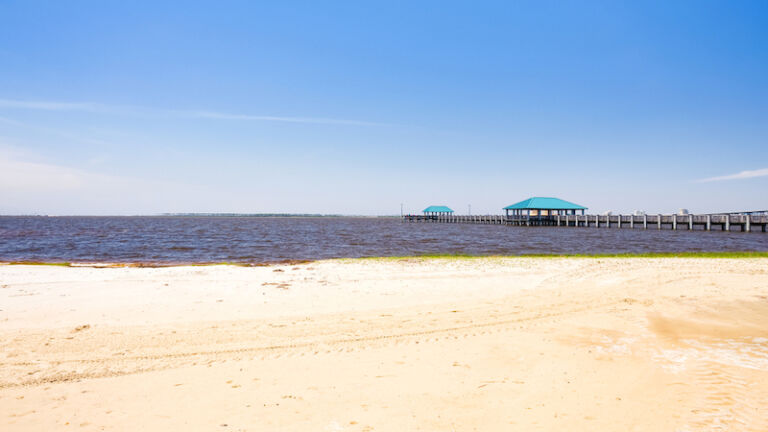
[0,216,766,264]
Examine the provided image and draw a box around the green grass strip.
[354,251,768,260]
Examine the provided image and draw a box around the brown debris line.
[0,259,315,269]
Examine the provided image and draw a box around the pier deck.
[402,213,768,232]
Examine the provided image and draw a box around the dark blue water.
[0,216,766,264]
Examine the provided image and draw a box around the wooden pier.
[402,213,768,232]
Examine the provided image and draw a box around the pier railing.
[402,213,768,232]
[402,214,506,224]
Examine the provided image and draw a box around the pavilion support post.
[618,215,622,229]
[643,214,647,229]
[630,215,634,229]
[672,215,677,230]
[706,214,711,231]
[689,214,693,231]
[657,214,662,230]
[725,215,730,232]
[746,215,751,232]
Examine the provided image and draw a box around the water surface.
[0,216,766,264]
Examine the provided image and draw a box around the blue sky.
[1,1,767,215]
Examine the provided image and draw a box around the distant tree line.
[160,213,346,217]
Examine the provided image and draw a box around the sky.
[1,0,767,215]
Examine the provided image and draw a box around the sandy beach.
[1,257,767,431]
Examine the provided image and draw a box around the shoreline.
[2,250,768,268]
[2,257,768,430]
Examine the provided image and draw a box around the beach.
[2,257,768,431]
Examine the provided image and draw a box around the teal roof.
[423,205,454,213]
[504,197,587,210]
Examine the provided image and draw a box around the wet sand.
[1,258,767,431]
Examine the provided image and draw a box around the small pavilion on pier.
[423,205,454,216]
[504,197,587,220]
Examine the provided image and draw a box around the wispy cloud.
[0,115,26,126]
[0,98,383,126]
[0,113,116,147]
[696,168,768,183]
[190,110,382,126]
[0,99,105,111]
[0,149,233,215]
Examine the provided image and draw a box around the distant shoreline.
[0,214,400,218]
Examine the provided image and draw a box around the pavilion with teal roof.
[503,197,587,221]
[423,205,454,216]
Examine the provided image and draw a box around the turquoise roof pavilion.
[503,197,587,218]
[423,205,454,215]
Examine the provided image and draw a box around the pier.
[402,213,768,232]
[406,199,768,232]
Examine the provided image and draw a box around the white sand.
[1,258,767,431]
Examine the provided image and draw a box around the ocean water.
[0,216,766,264]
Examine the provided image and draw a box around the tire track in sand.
[682,360,768,432]
[0,298,621,388]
